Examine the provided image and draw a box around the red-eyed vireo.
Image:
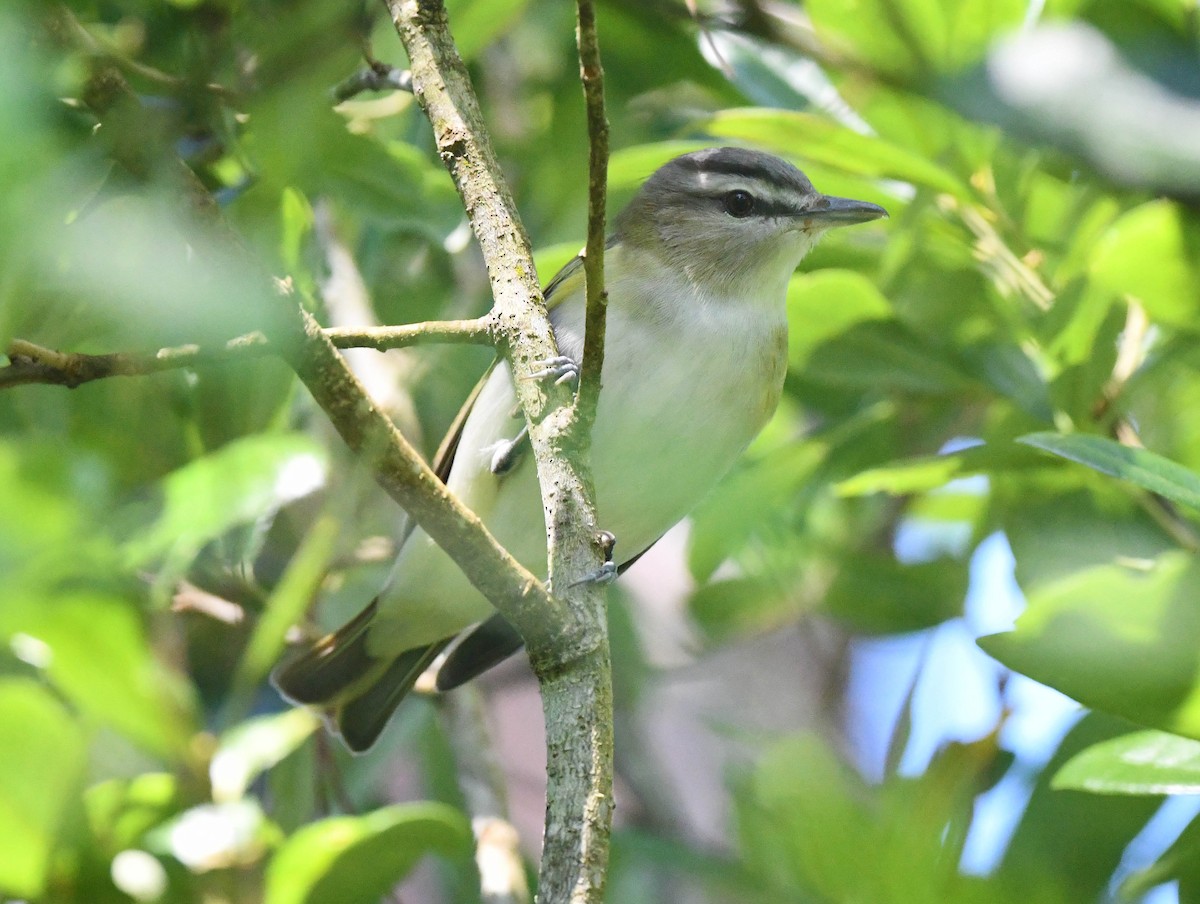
[274,147,887,751]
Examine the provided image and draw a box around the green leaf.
[1054,730,1200,794]
[959,342,1054,422]
[85,773,182,853]
[230,513,343,704]
[835,443,1028,497]
[445,0,532,59]
[791,271,973,394]
[707,108,965,196]
[263,803,470,904]
[1089,200,1200,328]
[979,552,1200,738]
[1018,432,1200,511]
[1,593,197,758]
[807,0,1024,75]
[607,141,711,193]
[802,320,975,395]
[805,0,945,78]
[688,443,826,582]
[690,576,803,642]
[211,709,321,803]
[279,187,314,272]
[999,713,1164,900]
[735,734,872,897]
[0,679,87,899]
[823,555,968,633]
[787,269,892,368]
[123,433,328,571]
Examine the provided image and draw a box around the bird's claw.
[568,531,618,587]
[526,355,579,385]
[570,561,617,587]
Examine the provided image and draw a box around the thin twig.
[0,319,493,390]
[438,687,531,904]
[281,306,570,647]
[572,0,610,433]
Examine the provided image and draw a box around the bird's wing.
[432,248,671,690]
[434,545,655,691]
[426,253,587,488]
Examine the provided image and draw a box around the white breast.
[554,265,789,559]
[370,250,789,653]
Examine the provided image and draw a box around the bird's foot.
[488,425,529,475]
[569,531,618,587]
[526,355,579,385]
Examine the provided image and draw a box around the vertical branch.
[573,0,610,429]
[384,2,614,902]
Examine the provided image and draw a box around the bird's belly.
[370,311,787,654]
[587,323,785,557]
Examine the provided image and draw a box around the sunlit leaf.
[1055,730,1200,794]
[123,433,328,571]
[0,679,86,899]
[1,593,197,758]
[149,800,280,873]
[1090,200,1200,327]
[806,0,1022,77]
[980,552,1200,737]
[787,269,892,367]
[86,773,182,853]
[1018,432,1200,511]
[707,108,965,196]
[280,187,314,272]
[608,142,710,192]
[211,709,321,803]
[263,803,470,904]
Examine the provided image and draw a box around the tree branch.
[383,1,613,902]
[573,0,610,433]
[0,319,492,390]
[279,307,576,651]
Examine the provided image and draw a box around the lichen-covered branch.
[280,307,571,647]
[382,1,614,902]
[0,319,492,390]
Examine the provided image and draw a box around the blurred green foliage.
[4,0,1200,901]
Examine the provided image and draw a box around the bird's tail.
[271,600,448,753]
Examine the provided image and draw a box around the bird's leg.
[491,349,578,475]
[492,355,578,474]
[568,530,618,587]
[489,423,529,475]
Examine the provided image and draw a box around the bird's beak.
[802,195,888,226]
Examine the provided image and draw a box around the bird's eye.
[723,189,755,218]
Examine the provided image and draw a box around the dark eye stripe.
[703,192,802,218]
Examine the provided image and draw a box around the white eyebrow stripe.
[691,172,810,212]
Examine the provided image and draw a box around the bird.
[273,147,887,751]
